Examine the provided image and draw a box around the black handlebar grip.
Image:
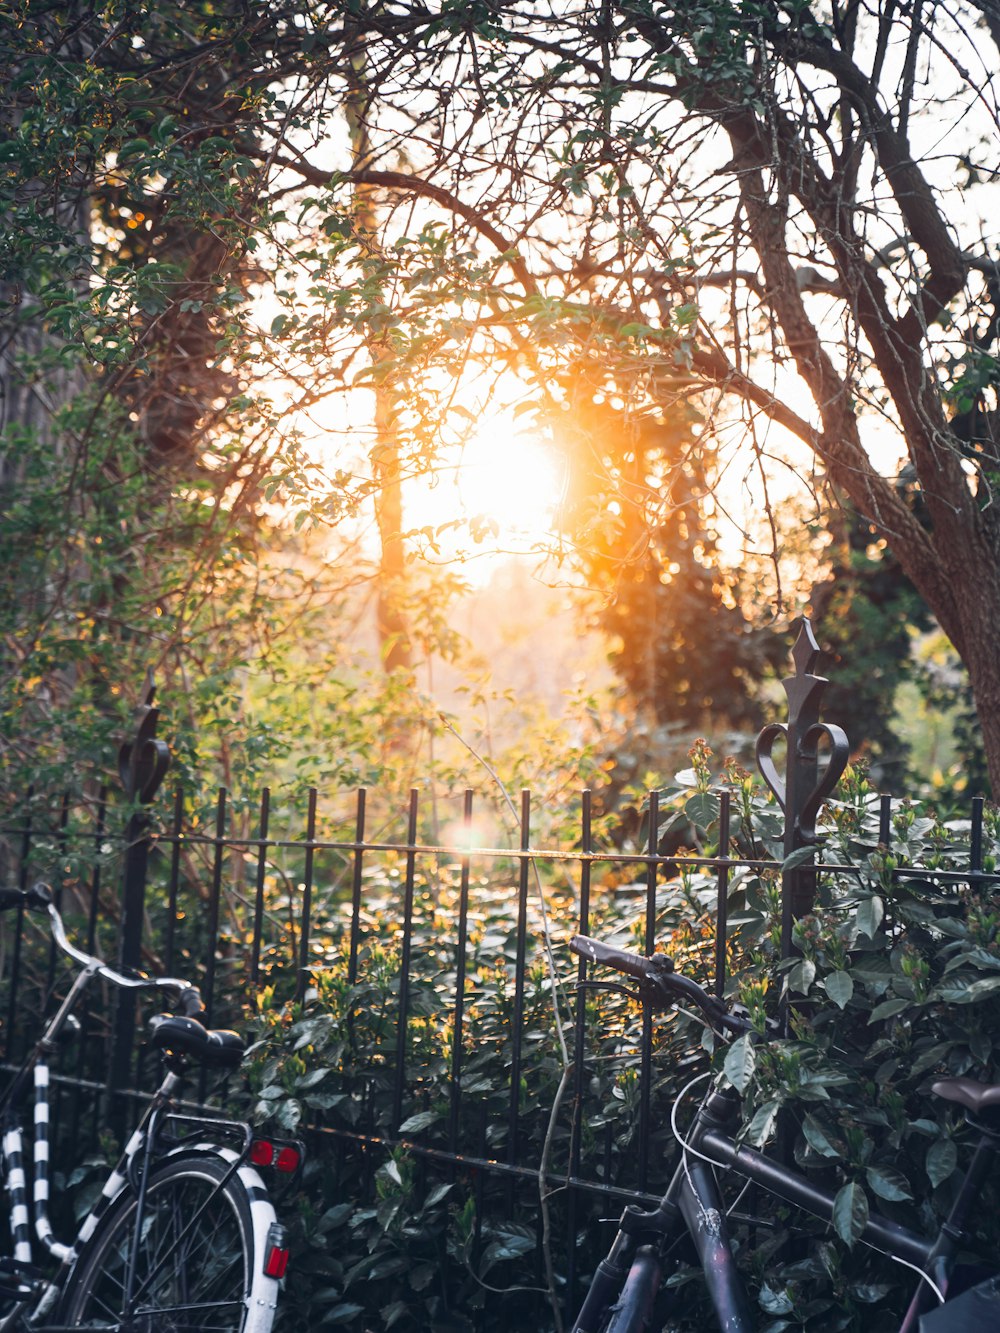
[176,986,206,1019]
[0,883,51,912]
[26,882,53,910]
[570,934,672,981]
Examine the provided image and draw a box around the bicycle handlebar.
[2,882,205,1016]
[570,934,748,1035]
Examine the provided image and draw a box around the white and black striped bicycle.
[0,882,296,1332]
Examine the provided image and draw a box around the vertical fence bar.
[449,790,473,1158]
[571,789,593,1175]
[348,789,367,986]
[879,793,894,937]
[202,788,227,1027]
[295,788,318,1001]
[566,788,593,1310]
[85,787,107,956]
[165,786,184,977]
[45,792,71,993]
[970,794,985,900]
[393,790,419,1134]
[638,789,658,1192]
[715,789,731,999]
[507,790,531,1177]
[46,793,68,1133]
[249,787,271,989]
[970,794,984,870]
[80,790,107,1105]
[879,793,892,847]
[111,673,169,1122]
[6,788,33,1061]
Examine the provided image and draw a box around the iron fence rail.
[2,781,998,1170]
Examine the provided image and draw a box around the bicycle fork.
[571,1089,754,1332]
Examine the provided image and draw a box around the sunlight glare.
[406,413,565,564]
[457,420,563,540]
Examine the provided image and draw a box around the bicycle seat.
[931,1078,1000,1129]
[148,1014,245,1070]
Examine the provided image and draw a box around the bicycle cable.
[668,1071,946,1307]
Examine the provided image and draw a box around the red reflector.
[275,1146,300,1173]
[250,1140,275,1167]
[264,1246,289,1279]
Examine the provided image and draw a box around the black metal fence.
[1,619,997,1318]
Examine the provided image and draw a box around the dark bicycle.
[569,933,1000,1333]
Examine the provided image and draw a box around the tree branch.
[249,145,539,297]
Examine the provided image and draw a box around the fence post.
[755,619,849,958]
[109,670,170,1116]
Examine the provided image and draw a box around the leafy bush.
[238,754,1000,1332]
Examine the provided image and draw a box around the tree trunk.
[344,31,411,676]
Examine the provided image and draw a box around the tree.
[11,1,1000,788]
[0,0,351,796]
[553,378,779,734]
[809,502,930,790]
[247,1,1000,787]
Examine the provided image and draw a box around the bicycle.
[569,933,1000,1333]
[0,881,297,1332]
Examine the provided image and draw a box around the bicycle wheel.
[58,1152,277,1332]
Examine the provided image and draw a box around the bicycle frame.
[574,1080,998,1332]
[0,904,255,1329]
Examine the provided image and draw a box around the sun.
[406,413,565,563]
[455,419,563,540]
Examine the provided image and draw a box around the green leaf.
[295,1066,330,1089]
[684,790,719,829]
[823,970,854,1009]
[866,1165,912,1201]
[321,1303,364,1325]
[832,1181,869,1247]
[275,1098,302,1131]
[960,976,1000,1003]
[801,1113,842,1159]
[377,1159,403,1189]
[926,1138,957,1187]
[759,1284,795,1315]
[868,997,910,1023]
[851,1283,892,1303]
[422,1182,454,1209]
[746,1100,780,1146]
[724,1034,756,1094]
[782,845,818,871]
[856,895,884,940]
[787,958,816,994]
[398,1109,440,1135]
[479,1228,534,1277]
[318,1203,353,1232]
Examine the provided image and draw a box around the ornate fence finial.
[755,617,850,956]
[117,668,170,804]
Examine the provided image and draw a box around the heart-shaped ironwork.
[119,700,170,804]
[796,722,850,842]
[755,722,788,810]
[755,720,850,843]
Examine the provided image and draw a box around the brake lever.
[576,978,674,1009]
[575,979,644,1004]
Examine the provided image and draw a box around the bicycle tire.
[57,1151,279,1332]
[600,1246,662,1333]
